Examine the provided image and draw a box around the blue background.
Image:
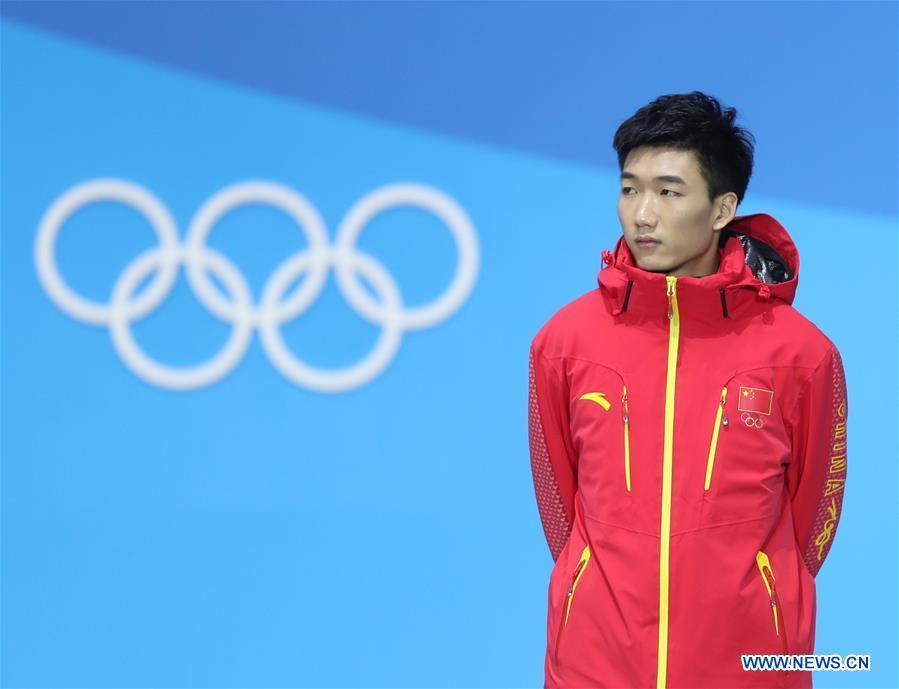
[1,2,896,687]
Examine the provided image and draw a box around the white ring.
[259,249,404,393]
[185,180,331,325]
[109,246,255,390]
[35,178,180,325]
[334,182,479,330]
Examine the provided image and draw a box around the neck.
[666,240,721,278]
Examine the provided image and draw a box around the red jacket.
[528,214,848,688]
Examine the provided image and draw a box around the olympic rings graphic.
[740,412,764,429]
[35,178,480,392]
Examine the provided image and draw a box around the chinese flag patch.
[738,386,774,415]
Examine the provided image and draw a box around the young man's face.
[617,146,735,277]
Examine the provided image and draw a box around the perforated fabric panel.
[528,347,572,562]
[802,344,848,578]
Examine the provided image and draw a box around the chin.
[633,256,669,273]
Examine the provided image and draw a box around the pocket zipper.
[622,385,632,492]
[756,550,789,653]
[555,544,591,657]
[703,387,729,491]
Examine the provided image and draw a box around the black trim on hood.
[621,279,634,312]
[719,228,792,285]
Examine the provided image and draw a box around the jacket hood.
[597,213,799,321]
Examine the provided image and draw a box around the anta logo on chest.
[578,392,611,411]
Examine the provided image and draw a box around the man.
[528,91,848,689]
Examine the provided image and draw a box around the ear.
[712,192,738,230]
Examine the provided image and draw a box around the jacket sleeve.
[528,344,578,562]
[786,342,848,578]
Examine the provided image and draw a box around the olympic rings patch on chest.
[740,412,765,429]
[34,178,480,393]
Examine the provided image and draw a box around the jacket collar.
[597,213,799,323]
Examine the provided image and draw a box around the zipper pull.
[720,387,729,427]
[769,594,780,634]
[622,385,629,424]
[666,276,677,321]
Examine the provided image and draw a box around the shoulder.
[772,303,843,370]
[530,288,606,358]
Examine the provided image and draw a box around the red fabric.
[528,213,847,688]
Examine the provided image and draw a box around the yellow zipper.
[756,550,788,652]
[622,384,632,492]
[657,276,680,689]
[555,544,592,657]
[703,387,729,491]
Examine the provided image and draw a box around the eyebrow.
[620,172,687,185]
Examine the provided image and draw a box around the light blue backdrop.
[1,3,896,687]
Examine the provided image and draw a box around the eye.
[621,186,635,195]
[661,189,680,197]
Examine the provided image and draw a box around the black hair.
[612,91,756,206]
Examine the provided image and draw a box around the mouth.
[635,237,661,246]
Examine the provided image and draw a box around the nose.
[634,194,657,227]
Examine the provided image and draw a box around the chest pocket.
[567,361,632,526]
[699,369,791,528]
